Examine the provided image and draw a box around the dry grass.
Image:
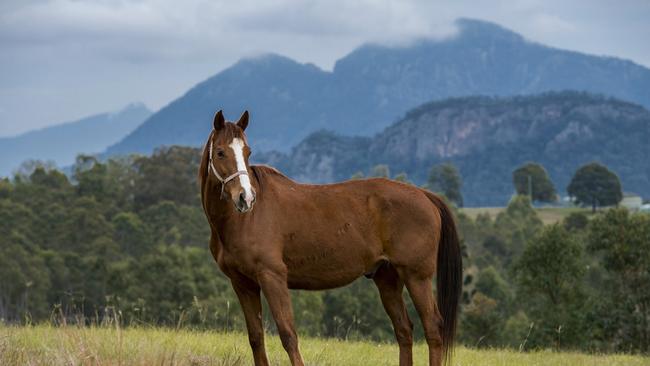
[460,207,591,225]
[1,325,647,366]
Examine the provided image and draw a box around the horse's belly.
[284,240,376,290]
[286,268,364,290]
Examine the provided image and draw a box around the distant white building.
[561,196,575,207]
[640,204,650,213]
[621,193,643,211]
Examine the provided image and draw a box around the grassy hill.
[1,326,647,366]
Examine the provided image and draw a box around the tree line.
[0,147,648,354]
[397,160,623,212]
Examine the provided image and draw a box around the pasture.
[460,206,591,225]
[1,325,647,366]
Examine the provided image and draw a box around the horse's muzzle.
[235,191,256,213]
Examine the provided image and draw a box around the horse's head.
[207,110,256,213]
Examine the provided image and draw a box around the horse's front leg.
[231,276,269,366]
[258,269,305,366]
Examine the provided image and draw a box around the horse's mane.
[250,164,293,193]
[198,131,212,211]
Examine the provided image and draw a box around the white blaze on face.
[229,138,254,204]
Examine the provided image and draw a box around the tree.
[513,224,587,349]
[567,162,622,212]
[59,197,113,252]
[427,163,463,207]
[465,265,514,347]
[393,172,409,183]
[74,155,108,199]
[291,291,325,336]
[0,238,51,321]
[563,212,589,232]
[460,292,504,347]
[133,146,202,210]
[13,160,57,180]
[322,279,392,341]
[512,163,556,202]
[587,209,650,352]
[0,178,11,199]
[493,195,543,266]
[112,212,152,256]
[370,164,390,178]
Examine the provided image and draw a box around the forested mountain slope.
[256,92,650,206]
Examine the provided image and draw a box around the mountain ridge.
[105,18,650,156]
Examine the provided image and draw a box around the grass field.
[1,326,647,366]
[460,207,591,225]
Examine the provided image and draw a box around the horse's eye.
[216,150,225,159]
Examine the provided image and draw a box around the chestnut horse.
[200,110,462,366]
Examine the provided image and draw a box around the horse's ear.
[213,110,225,130]
[236,110,249,131]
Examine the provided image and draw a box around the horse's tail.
[424,191,462,364]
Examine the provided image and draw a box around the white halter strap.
[208,139,249,198]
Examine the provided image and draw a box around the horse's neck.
[202,181,230,258]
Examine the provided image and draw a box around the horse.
[199,110,462,366]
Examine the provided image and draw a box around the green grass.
[1,325,647,365]
[460,207,591,225]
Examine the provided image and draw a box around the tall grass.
[1,325,648,366]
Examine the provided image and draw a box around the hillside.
[0,103,151,177]
[106,18,650,156]
[255,92,650,206]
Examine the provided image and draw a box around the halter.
[208,139,249,198]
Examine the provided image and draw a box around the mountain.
[106,56,330,155]
[107,18,650,155]
[0,103,151,177]
[254,92,650,206]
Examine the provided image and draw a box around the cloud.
[1,1,167,42]
[530,13,577,35]
[0,0,462,63]
[225,0,457,40]
[0,0,648,136]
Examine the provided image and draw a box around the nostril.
[239,192,246,204]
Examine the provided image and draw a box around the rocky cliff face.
[255,92,650,206]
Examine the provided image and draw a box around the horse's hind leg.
[373,264,414,366]
[404,276,444,366]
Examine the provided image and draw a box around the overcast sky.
[1,0,649,137]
